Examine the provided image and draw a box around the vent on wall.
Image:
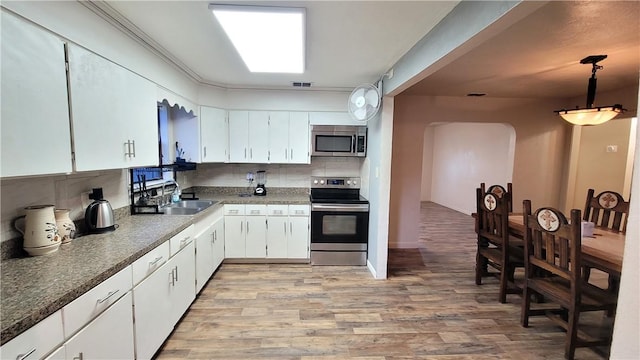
[292,82,312,88]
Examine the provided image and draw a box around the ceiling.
[100,1,639,101]
[101,0,459,91]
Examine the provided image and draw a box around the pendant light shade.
[555,55,626,126]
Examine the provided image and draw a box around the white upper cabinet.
[200,106,228,163]
[228,110,250,163]
[228,110,269,163]
[288,112,310,164]
[248,111,270,163]
[268,111,310,164]
[268,111,290,163]
[67,44,158,172]
[1,10,72,178]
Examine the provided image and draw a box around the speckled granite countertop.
[1,188,310,345]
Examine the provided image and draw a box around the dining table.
[507,214,625,277]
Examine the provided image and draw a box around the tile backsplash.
[1,157,365,244]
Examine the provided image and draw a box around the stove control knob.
[313,180,318,184]
[347,180,351,185]
[320,180,325,185]
[352,181,357,186]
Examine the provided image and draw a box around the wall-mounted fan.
[348,83,381,122]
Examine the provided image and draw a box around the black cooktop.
[310,188,369,204]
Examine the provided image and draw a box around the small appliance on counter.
[85,188,116,234]
[254,170,267,196]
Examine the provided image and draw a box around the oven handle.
[311,203,369,212]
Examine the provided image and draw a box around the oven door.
[310,203,369,244]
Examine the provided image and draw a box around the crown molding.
[79,0,203,83]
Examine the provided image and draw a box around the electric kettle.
[85,188,116,234]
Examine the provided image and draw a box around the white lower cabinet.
[0,310,64,360]
[226,204,309,260]
[195,207,224,293]
[133,226,195,360]
[62,292,135,360]
[224,204,267,258]
[267,205,310,259]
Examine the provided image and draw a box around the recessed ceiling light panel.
[209,4,305,74]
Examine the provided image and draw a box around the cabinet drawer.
[0,310,63,360]
[194,206,222,236]
[62,266,132,338]
[170,224,194,257]
[266,204,288,216]
[289,205,310,216]
[245,204,266,215]
[224,204,245,216]
[132,241,170,286]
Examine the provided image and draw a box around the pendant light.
[555,55,626,126]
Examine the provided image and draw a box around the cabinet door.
[168,242,196,326]
[212,217,225,270]
[224,216,245,258]
[289,112,310,164]
[0,310,64,360]
[133,261,173,360]
[195,222,216,294]
[266,216,288,258]
[68,44,158,171]
[228,110,249,163]
[200,106,228,162]
[1,10,72,177]
[64,292,134,360]
[268,111,289,163]
[245,216,267,258]
[288,216,310,259]
[248,111,270,163]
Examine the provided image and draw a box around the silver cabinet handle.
[131,140,136,157]
[72,353,84,360]
[149,256,163,266]
[169,270,175,286]
[241,221,243,233]
[290,222,292,234]
[244,148,247,159]
[203,146,207,158]
[179,236,190,249]
[97,289,119,304]
[250,148,253,159]
[284,222,287,233]
[16,348,36,360]
[291,149,293,159]
[285,149,288,159]
[124,140,131,158]
[174,266,179,282]
[246,221,249,233]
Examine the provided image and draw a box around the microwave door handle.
[352,135,356,153]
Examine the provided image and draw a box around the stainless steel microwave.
[311,125,367,157]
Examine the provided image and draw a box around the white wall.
[420,127,435,201]
[610,83,640,359]
[429,123,515,214]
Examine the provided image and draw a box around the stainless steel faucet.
[160,180,180,206]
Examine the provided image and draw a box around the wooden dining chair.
[474,187,523,303]
[582,189,629,290]
[480,182,513,212]
[583,189,629,233]
[520,200,617,360]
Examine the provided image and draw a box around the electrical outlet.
[81,191,93,209]
[606,145,618,153]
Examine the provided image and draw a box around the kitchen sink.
[160,200,217,215]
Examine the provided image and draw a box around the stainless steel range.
[309,177,369,265]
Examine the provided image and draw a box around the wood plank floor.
[155,202,612,359]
